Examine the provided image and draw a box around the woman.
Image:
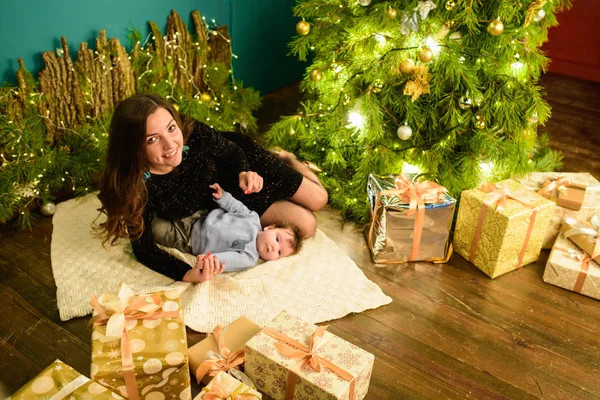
[97,93,327,282]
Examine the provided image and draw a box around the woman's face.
[145,107,184,174]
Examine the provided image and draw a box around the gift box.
[194,371,262,400]
[8,359,123,399]
[244,310,374,400]
[189,316,262,385]
[453,179,556,279]
[366,173,456,263]
[518,172,600,248]
[543,233,600,300]
[90,283,191,400]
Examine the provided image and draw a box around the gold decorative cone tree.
[0,10,261,229]
[265,0,571,222]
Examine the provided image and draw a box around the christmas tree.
[265,0,571,222]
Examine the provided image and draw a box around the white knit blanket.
[51,194,392,332]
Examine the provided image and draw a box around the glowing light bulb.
[374,33,387,47]
[479,161,494,180]
[425,37,441,55]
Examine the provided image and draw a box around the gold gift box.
[8,359,123,399]
[194,371,262,399]
[544,233,600,300]
[519,172,600,248]
[453,179,556,279]
[244,310,374,400]
[189,316,262,385]
[90,286,191,399]
[367,174,456,263]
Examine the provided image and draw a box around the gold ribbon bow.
[369,175,447,261]
[201,380,260,400]
[195,324,251,386]
[262,326,356,400]
[89,284,180,400]
[553,246,592,293]
[563,215,600,261]
[470,182,540,268]
[537,176,573,199]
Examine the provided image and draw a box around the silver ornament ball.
[397,125,413,140]
[358,0,371,6]
[40,201,57,216]
[458,96,472,110]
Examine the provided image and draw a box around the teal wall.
[0,0,305,94]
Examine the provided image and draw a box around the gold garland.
[524,0,547,27]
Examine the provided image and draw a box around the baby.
[152,183,303,282]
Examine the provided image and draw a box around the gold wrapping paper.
[194,371,262,399]
[244,310,374,400]
[8,359,124,399]
[544,234,600,300]
[453,179,556,279]
[90,286,191,400]
[367,174,456,263]
[189,316,262,385]
[519,172,600,248]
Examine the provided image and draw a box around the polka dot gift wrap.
[89,284,191,400]
[8,359,124,399]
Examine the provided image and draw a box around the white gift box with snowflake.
[89,283,191,400]
[244,310,374,400]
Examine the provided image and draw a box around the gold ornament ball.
[445,1,456,10]
[399,59,416,75]
[358,0,372,6]
[40,202,57,216]
[474,112,486,129]
[372,80,383,93]
[487,19,504,36]
[418,47,434,63]
[310,68,323,82]
[200,92,212,103]
[296,20,310,36]
[388,8,397,19]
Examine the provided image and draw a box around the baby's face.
[256,227,295,261]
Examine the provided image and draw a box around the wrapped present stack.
[543,215,600,300]
[519,172,600,248]
[189,316,262,386]
[244,310,374,400]
[8,359,123,399]
[453,179,556,279]
[89,283,192,400]
[367,173,456,264]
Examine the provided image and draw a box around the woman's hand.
[239,171,263,194]
[182,254,225,282]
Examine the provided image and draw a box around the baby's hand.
[209,183,223,200]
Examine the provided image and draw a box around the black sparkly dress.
[132,121,303,280]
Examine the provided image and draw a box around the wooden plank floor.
[1,72,599,399]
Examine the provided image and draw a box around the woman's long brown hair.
[96,93,193,245]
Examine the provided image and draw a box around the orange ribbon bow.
[195,324,248,385]
[470,182,540,268]
[369,175,447,261]
[537,176,572,198]
[262,326,356,400]
[89,284,180,400]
